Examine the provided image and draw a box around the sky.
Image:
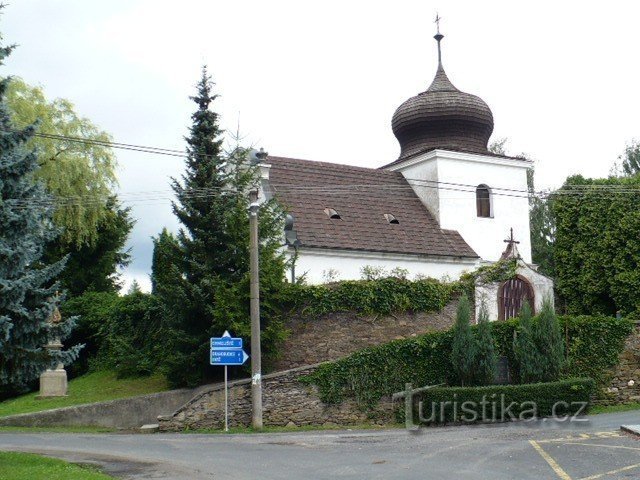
[4,1,640,292]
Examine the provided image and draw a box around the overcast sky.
[4,1,640,292]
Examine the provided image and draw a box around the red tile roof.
[268,156,478,259]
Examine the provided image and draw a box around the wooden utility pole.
[249,187,263,429]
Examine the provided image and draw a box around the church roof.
[268,156,478,259]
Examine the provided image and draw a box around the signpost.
[210,331,249,431]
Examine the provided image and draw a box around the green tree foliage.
[6,78,117,247]
[473,303,497,386]
[531,298,564,382]
[44,197,133,296]
[150,227,182,295]
[62,291,164,378]
[513,302,539,383]
[0,36,81,396]
[159,67,287,387]
[553,174,640,315]
[450,293,475,386]
[619,140,640,176]
[527,168,555,277]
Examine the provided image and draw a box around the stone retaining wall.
[273,300,458,370]
[158,364,395,431]
[603,323,640,404]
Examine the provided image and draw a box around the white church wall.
[290,247,479,285]
[387,150,532,263]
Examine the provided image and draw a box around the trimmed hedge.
[302,315,632,408]
[414,378,594,424]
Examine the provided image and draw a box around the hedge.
[413,378,594,424]
[302,315,632,408]
[283,277,460,317]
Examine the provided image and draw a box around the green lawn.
[0,370,169,417]
[0,452,115,479]
[590,402,640,415]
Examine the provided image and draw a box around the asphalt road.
[1,411,640,480]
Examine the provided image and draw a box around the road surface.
[1,411,639,479]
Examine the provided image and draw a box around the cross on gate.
[504,227,520,246]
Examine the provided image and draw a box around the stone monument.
[37,304,68,397]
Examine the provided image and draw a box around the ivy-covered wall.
[302,315,633,408]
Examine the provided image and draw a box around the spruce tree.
[513,302,540,383]
[450,293,476,386]
[161,67,287,387]
[0,35,80,396]
[150,227,182,296]
[473,302,497,386]
[531,297,565,382]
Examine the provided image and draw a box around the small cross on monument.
[501,228,521,260]
[504,228,520,246]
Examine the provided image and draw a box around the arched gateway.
[498,276,535,321]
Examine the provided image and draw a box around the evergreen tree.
[0,34,81,396]
[531,297,564,382]
[450,293,476,386]
[473,302,497,386]
[150,227,182,296]
[619,140,640,177]
[160,67,287,387]
[513,302,540,383]
[44,197,133,296]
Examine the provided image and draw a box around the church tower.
[383,23,532,264]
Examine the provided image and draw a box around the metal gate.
[498,276,534,320]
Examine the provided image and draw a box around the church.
[257,29,534,287]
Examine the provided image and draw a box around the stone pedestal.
[37,367,68,398]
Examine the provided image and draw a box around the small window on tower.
[476,185,492,218]
[324,208,341,219]
[384,213,399,224]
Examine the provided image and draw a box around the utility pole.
[249,187,263,429]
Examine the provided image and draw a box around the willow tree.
[6,78,117,247]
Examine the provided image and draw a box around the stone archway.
[498,275,535,321]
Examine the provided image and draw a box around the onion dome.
[391,32,494,160]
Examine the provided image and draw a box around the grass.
[590,402,640,415]
[0,370,169,417]
[183,423,403,435]
[0,451,115,479]
[0,425,116,433]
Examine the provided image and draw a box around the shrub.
[284,276,459,317]
[513,302,539,383]
[532,298,565,382]
[303,315,631,408]
[450,293,475,386]
[416,378,594,424]
[473,302,497,386]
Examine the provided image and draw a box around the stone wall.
[273,300,458,370]
[158,364,395,431]
[603,323,640,404]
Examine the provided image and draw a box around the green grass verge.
[0,370,169,417]
[0,425,116,434]
[590,402,640,415]
[182,423,402,434]
[0,451,115,479]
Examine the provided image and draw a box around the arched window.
[476,184,492,218]
[498,276,535,321]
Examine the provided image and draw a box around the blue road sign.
[210,349,249,366]
[211,337,243,349]
[210,331,248,366]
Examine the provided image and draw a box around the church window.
[476,184,492,218]
[324,208,341,219]
[384,213,399,224]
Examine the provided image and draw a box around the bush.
[303,315,631,408]
[283,276,459,317]
[450,293,475,386]
[473,303,497,386]
[416,378,594,424]
[62,291,166,378]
